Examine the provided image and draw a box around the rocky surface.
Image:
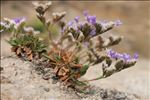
[1,56,142,100]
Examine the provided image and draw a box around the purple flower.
[122,53,131,62]
[78,22,83,29]
[89,29,96,36]
[107,49,118,59]
[12,17,26,24]
[99,20,112,30]
[83,41,89,47]
[99,20,122,31]
[114,19,122,26]
[107,49,138,63]
[116,53,123,58]
[68,21,74,27]
[133,53,139,60]
[87,15,96,24]
[99,20,108,24]
[83,11,96,24]
[74,16,80,23]
[68,21,79,31]
[83,10,89,17]
[89,27,96,36]
[13,18,21,23]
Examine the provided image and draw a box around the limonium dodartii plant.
[0,1,138,92]
[0,16,47,61]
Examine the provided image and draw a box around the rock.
[1,56,141,100]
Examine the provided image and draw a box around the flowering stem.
[44,23,53,42]
[82,75,104,82]
[56,34,66,45]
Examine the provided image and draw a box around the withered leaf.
[71,63,82,68]
[28,54,33,61]
[62,55,69,62]
[54,66,59,74]
[23,47,32,55]
[62,52,72,62]
[16,47,22,55]
[60,75,68,81]
[57,67,69,76]
[11,47,18,52]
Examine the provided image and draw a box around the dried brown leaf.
[60,75,68,81]
[23,47,32,55]
[28,54,33,61]
[57,67,69,76]
[11,47,18,52]
[16,47,22,55]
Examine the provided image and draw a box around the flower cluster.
[64,11,122,43]
[107,49,139,62]
[5,17,25,26]
[0,17,26,33]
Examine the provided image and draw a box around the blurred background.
[1,1,150,99]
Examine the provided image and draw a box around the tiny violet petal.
[107,49,117,59]
[99,20,109,26]
[133,53,139,60]
[74,16,80,23]
[68,21,74,27]
[114,19,122,26]
[12,17,26,24]
[116,53,123,58]
[100,20,115,31]
[13,18,21,23]
[73,24,78,31]
[83,41,89,47]
[89,28,96,36]
[78,22,84,29]
[107,49,137,63]
[87,15,96,24]
[122,53,131,60]
[83,10,89,17]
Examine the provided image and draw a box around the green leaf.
[8,33,47,54]
[79,64,89,76]
[55,56,61,61]
[7,38,19,46]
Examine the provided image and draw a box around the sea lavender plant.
[0,1,138,92]
[0,16,47,61]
